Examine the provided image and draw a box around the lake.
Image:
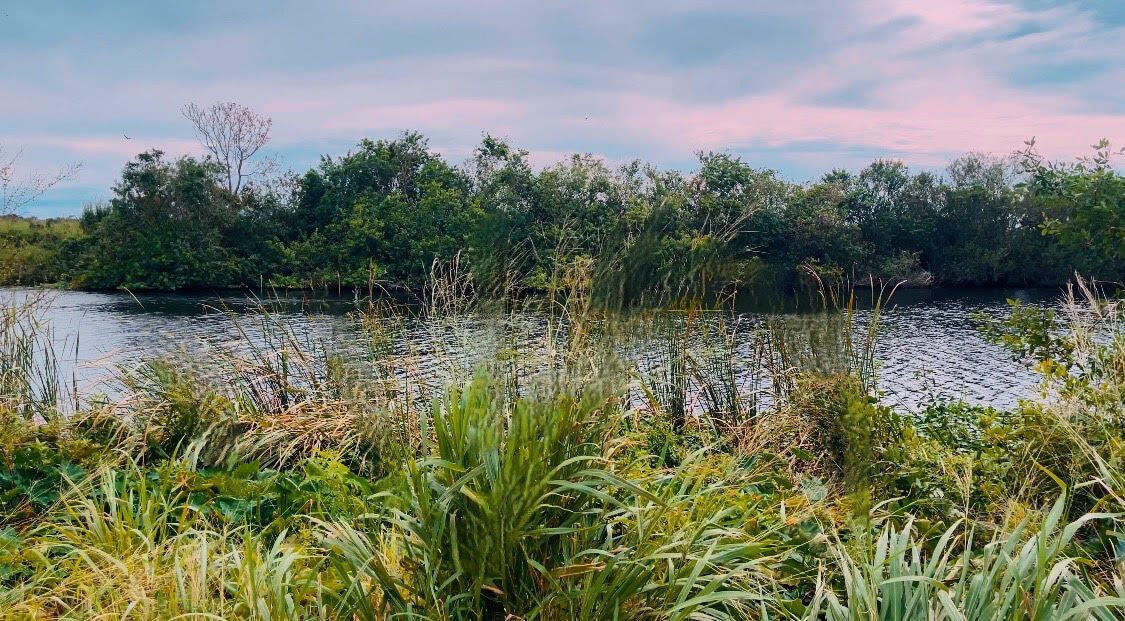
[1,286,1060,412]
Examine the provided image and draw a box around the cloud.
[1,0,1123,214]
[609,90,1125,166]
[601,0,1125,164]
[316,98,528,135]
[0,135,202,159]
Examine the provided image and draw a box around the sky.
[2,0,1124,217]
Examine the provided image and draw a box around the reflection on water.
[0,286,1061,411]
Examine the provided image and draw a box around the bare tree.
[182,101,273,194]
[0,146,81,215]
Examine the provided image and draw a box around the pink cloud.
[870,0,1026,38]
[317,97,527,134]
[28,136,203,159]
[591,0,1125,168]
[5,0,1125,214]
[608,87,1125,167]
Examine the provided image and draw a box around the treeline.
[3,133,1123,295]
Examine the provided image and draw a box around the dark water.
[1,286,1060,412]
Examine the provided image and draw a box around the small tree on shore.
[182,101,273,195]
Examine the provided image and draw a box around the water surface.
[2,286,1059,411]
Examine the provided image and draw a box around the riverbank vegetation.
[1,271,1123,618]
[0,217,81,287]
[3,132,1123,295]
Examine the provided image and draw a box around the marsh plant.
[0,277,1123,619]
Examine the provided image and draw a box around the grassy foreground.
[1,279,1124,619]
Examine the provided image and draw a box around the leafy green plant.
[800,495,1125,621]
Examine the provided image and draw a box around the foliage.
[974,278,1125,519]
[6,134,1122,295]
[68,150,244,290]
[0,216,81,285]
[799,497,1125,621]
[1,273,1124,617]
[1022,139,1125,282]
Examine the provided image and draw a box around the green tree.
[1022,139,1125,282]
[72,150,241,290]
[286,133,473,288]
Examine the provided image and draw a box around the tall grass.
[799,495,1125,620]
[3,461,328,618]
[1,275,1123,618]
[0,291,73,418]
[319,374,804,619]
